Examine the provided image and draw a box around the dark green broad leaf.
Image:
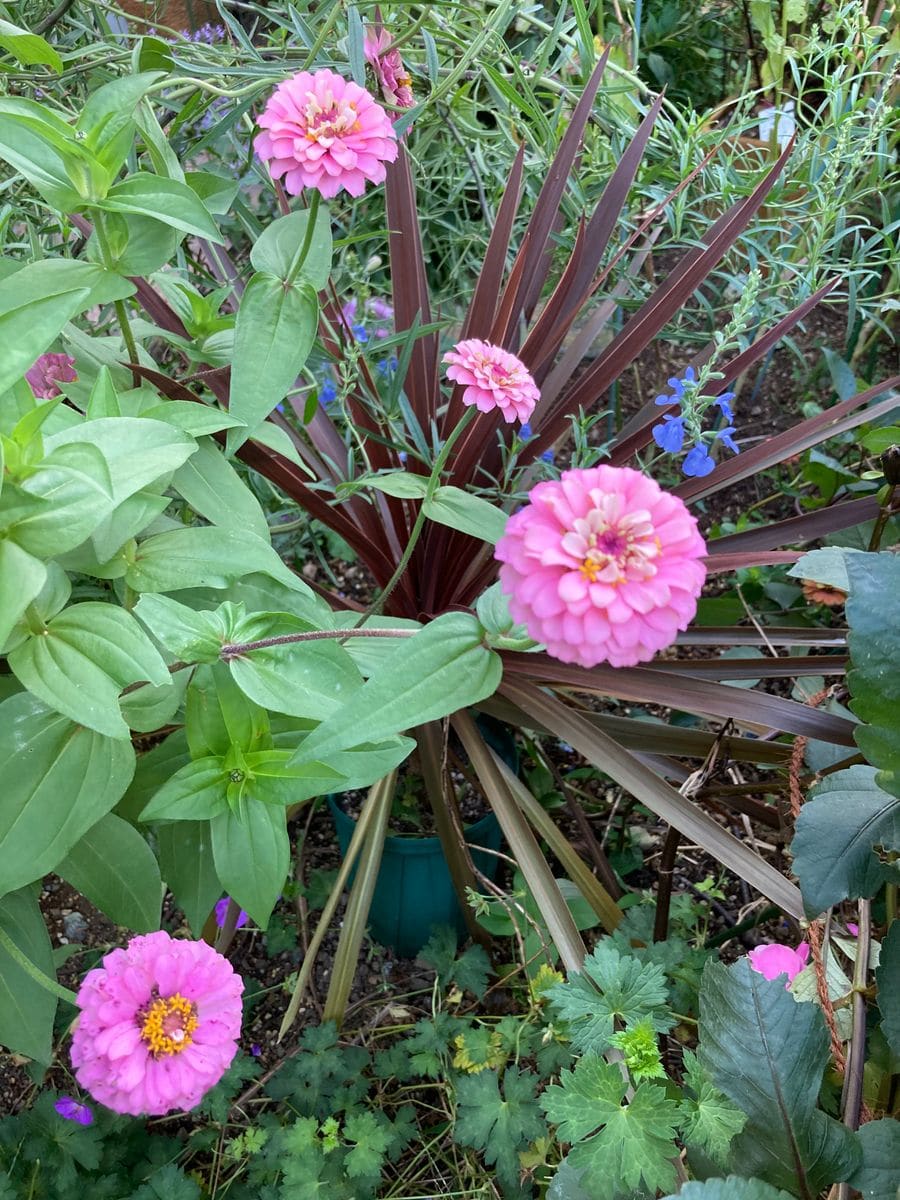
[185,663,270,759]
[249,207,333,288]
[170,438,270,541]
[125,526,302,592]
[226,272,318,454]
[56,813,162,931]
[791,766,900,917]
[875,919,900,1057]
[0,18,63,71]
[289,612,502,766]
[87,209,180,275]
[454,1068,547,1192]
[661,1181,794,1200]
[0,886,58,1063]
[226,614,363,720]
[211,801,289,927]
[8,602,171,738]
[423,485,508,545]
[156,820,221,935]
[846,1119,900,1200]
[846,552,900,797]
[698,958,861,1195]
[0,693,135,896]
[99,173,224,242]
[271,717,415,794]
[0,539,46,651]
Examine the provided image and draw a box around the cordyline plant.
[0,27,898,1160]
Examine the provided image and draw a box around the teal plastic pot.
[328,798,503,958]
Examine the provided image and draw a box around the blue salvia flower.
[351,324,369,344]
[652,414,685,453]
[541,449,555,464]
[319,378,337,406]
[683,444,716,477]
[714,391,736,423]
[520,423,533,440]
[716,426,740,454]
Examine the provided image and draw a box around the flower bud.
[881,444,900,486]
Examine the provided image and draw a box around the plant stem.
[0,926,78,1005]
[351,406,478,628]
[840,898,871,1131]
[219,627,417,659]
[90,209,141,382]
[867,482,897,551]
[283,190,321,289]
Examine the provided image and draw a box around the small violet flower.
[846,922,859,936]
[682,444,716,477]
[319,379,337,406]
[748,941,810,989]
[715,427,740,455]
[352,324,369,343]
[250,1043,262,1058]
[652,414,685,453]
[520,423,533,440]
[541,450,555,464]
[214,897,248,930]
[54,1097,93,1126]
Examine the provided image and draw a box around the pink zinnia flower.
[748,942,810,988]
[254,68,398,199]
[495,466,707,668]
[26,352,77,399]
[364,29,414,115]
[70,931,243,1116]
[443,339,539,425]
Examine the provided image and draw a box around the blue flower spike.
[652,415,685,453]
[682,444,716,477]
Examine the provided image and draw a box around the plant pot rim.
[327,794,500,855]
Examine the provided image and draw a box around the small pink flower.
[54,1096,93,1125]
[748,942,810,988]
[443,339,539,425]
[846,922,859,937]
[70,930,243,1116]
[495,466,706,668]
[26,353,77,399]
[364,29,414,115]
[254,68,398,199]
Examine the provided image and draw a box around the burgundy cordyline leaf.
[649,655,847,680]
[503,654,857,745]
[707,496,882,555]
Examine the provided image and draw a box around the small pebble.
[62,912,89,943]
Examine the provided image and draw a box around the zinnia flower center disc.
[563,503,660,585]
[303,90,360,140]
[139,992,198,1057]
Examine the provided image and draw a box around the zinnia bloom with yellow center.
[254,68,398,199]
[70,931,243,1115]
[495,466,707,668]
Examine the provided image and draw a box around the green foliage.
[418,924,492,998]
[846,1119,900,1200]
[846,552,900,798]
[547,940,672,1054]
[455,1067,547,1193]
[791,765,900,916]
[662,1181,794,1200]
[677,1051,747,1168]
[875,919,900,1058]
[541,1055,681,1199]
[697,958,861,1194]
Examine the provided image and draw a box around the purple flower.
[714,391,736,422]
[54,1097,93,1125]
[368,297,393,321]
[214,897,248,929]
[342,299,358,323]
[352,324,369,343]
[250,1043,262,1057]
[541,449,554,464]
[847,922,859,936]
[683,445,715,477]
[376,355,398,376]
[652,415,685,453]
[715,426,740,455]
[520,423,533,439]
